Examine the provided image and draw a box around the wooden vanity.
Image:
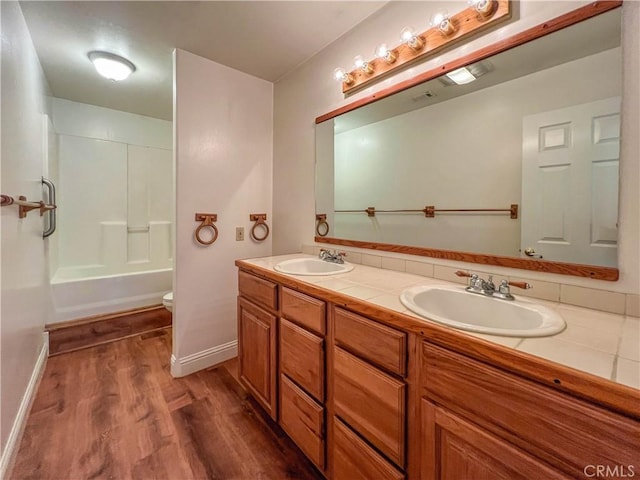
[236,259,639,480]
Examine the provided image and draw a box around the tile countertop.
[240,254,639,391]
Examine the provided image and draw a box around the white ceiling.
[20,1,387,121]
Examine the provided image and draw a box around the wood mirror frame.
[314,1,622,282]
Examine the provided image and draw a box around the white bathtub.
[50,267,173,324]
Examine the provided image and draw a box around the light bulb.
[431,11,455,36]
[353,55,373,74]
[88,51,135,81]
[468,0,495,17]
[333,67,354,85]
[401,26,424,51]
[375,43,397,64]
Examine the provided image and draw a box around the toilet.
[162,292,173,313]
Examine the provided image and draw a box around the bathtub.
[50,267,173,324]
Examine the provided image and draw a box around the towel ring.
[316,214,329,237]
[194,213,218,246]
[250,213,269,242]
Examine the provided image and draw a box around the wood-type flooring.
[11,328,323,480]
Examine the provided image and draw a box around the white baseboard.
[170,340,237,378]
[0,332,49,480]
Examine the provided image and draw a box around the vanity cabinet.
[237,264,639,480]
[420,399,571,480]
[420,342,640,479]
[237,297,277,419]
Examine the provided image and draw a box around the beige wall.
[173,49,273,376]
[0,0,51,469]
[273,1,639,294]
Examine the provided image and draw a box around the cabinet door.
[421,399,571,480]
[238,297,277,419]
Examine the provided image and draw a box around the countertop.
[239,253,639,392]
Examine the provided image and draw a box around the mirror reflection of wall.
[316,9,621,268]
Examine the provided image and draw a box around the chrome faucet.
[319,249,346,264]
[455,271,531,301]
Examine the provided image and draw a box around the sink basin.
[400,285,565,337]
[274,258,354,276]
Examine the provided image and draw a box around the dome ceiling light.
[88,51,136,81]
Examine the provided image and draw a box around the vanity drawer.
[333,346,406,467]
[280,374,325,470]
[280,318,324,401]
[238,271,278,311]
[333,417,404,480]
[422,342,640,478]
[282,287,326,335]
[334,307,407,377]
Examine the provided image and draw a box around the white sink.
[400,285,565,337]
[274,258,354,276]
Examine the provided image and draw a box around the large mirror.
[316,6,622,279]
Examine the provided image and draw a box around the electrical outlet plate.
[236,227,244,241]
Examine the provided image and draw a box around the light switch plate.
[236,227,244,241]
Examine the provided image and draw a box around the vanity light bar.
[334,0,510,94]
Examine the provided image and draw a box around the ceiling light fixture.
[444,67,477,85]
[439,61,493,86]
[88,51,136,81]
[332,0,508,94]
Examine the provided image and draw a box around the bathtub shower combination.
[47,98,173,324]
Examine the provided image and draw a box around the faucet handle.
[508,280,532,290]
[454,270,472,278]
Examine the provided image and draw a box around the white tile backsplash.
[361,253,382,268]
[560,285,626,315]
[406,260,435,278]
[381,257,405,272]
[509,277,560,302]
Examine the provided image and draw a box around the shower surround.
[48,98,173,323]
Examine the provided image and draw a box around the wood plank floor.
[11,329,323,480]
